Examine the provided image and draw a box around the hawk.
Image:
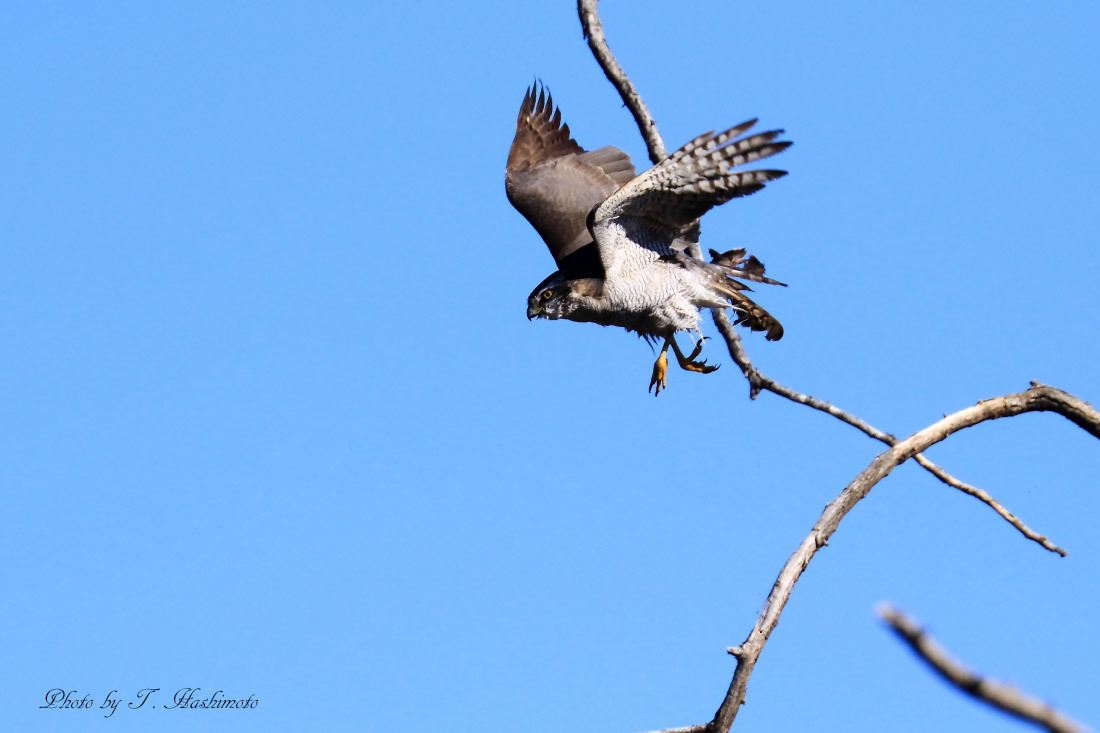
[506,84,789,394]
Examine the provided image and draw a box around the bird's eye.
[541,289,554,300]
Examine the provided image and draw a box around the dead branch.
[713,315,1067,555]
[713,384,1096,732]
[576,0,1064,558]
[878,605,1089,733]
[574,6,1098,733]
[577,0,666,165]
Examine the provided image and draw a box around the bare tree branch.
[878,605,1090,733]
[714,313,1068,557]
[572,8,1097,733]
[577,0,666,165]
[576,0,1065,558]
[640,383,1097,733]
[709,383,1099,731]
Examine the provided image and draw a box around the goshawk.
[505,84,789,394]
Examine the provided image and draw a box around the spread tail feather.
[726,290,784,341]
[709,248,787,286]
[706,248,785,340]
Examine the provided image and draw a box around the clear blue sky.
[3,2,1098,731]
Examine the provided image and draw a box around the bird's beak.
[526,303,540,320]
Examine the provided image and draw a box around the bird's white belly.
[603,265,701,333]
[596,220,709,333]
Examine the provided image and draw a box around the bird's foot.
[674,337,719,374]
[649,351,669,396]
[686,336,709,363]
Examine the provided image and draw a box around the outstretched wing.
[505,84,635,274]
[591,119,790,277]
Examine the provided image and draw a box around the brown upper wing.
[505,84,635,270]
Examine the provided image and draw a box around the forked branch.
[643,385,1097,733]
[575,5,1097,733]
[708,384,1098,731]
[577,0,1065,558]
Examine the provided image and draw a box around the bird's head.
[527,272,571,320]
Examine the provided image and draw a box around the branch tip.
[879,605,1089,733]
[712,309,1068,556]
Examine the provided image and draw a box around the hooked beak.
[527,303,540,320]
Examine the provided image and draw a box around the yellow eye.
[541,289,554,300]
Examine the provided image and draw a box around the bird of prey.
[505,84,789,394]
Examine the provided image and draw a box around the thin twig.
[911,452,1065,554]
[878,605,1090,733]
[713,314,1067,556]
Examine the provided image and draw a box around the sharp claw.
[649,351,668,396]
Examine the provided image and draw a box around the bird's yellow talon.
[670,337,719,374]
[649,351,669,396]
